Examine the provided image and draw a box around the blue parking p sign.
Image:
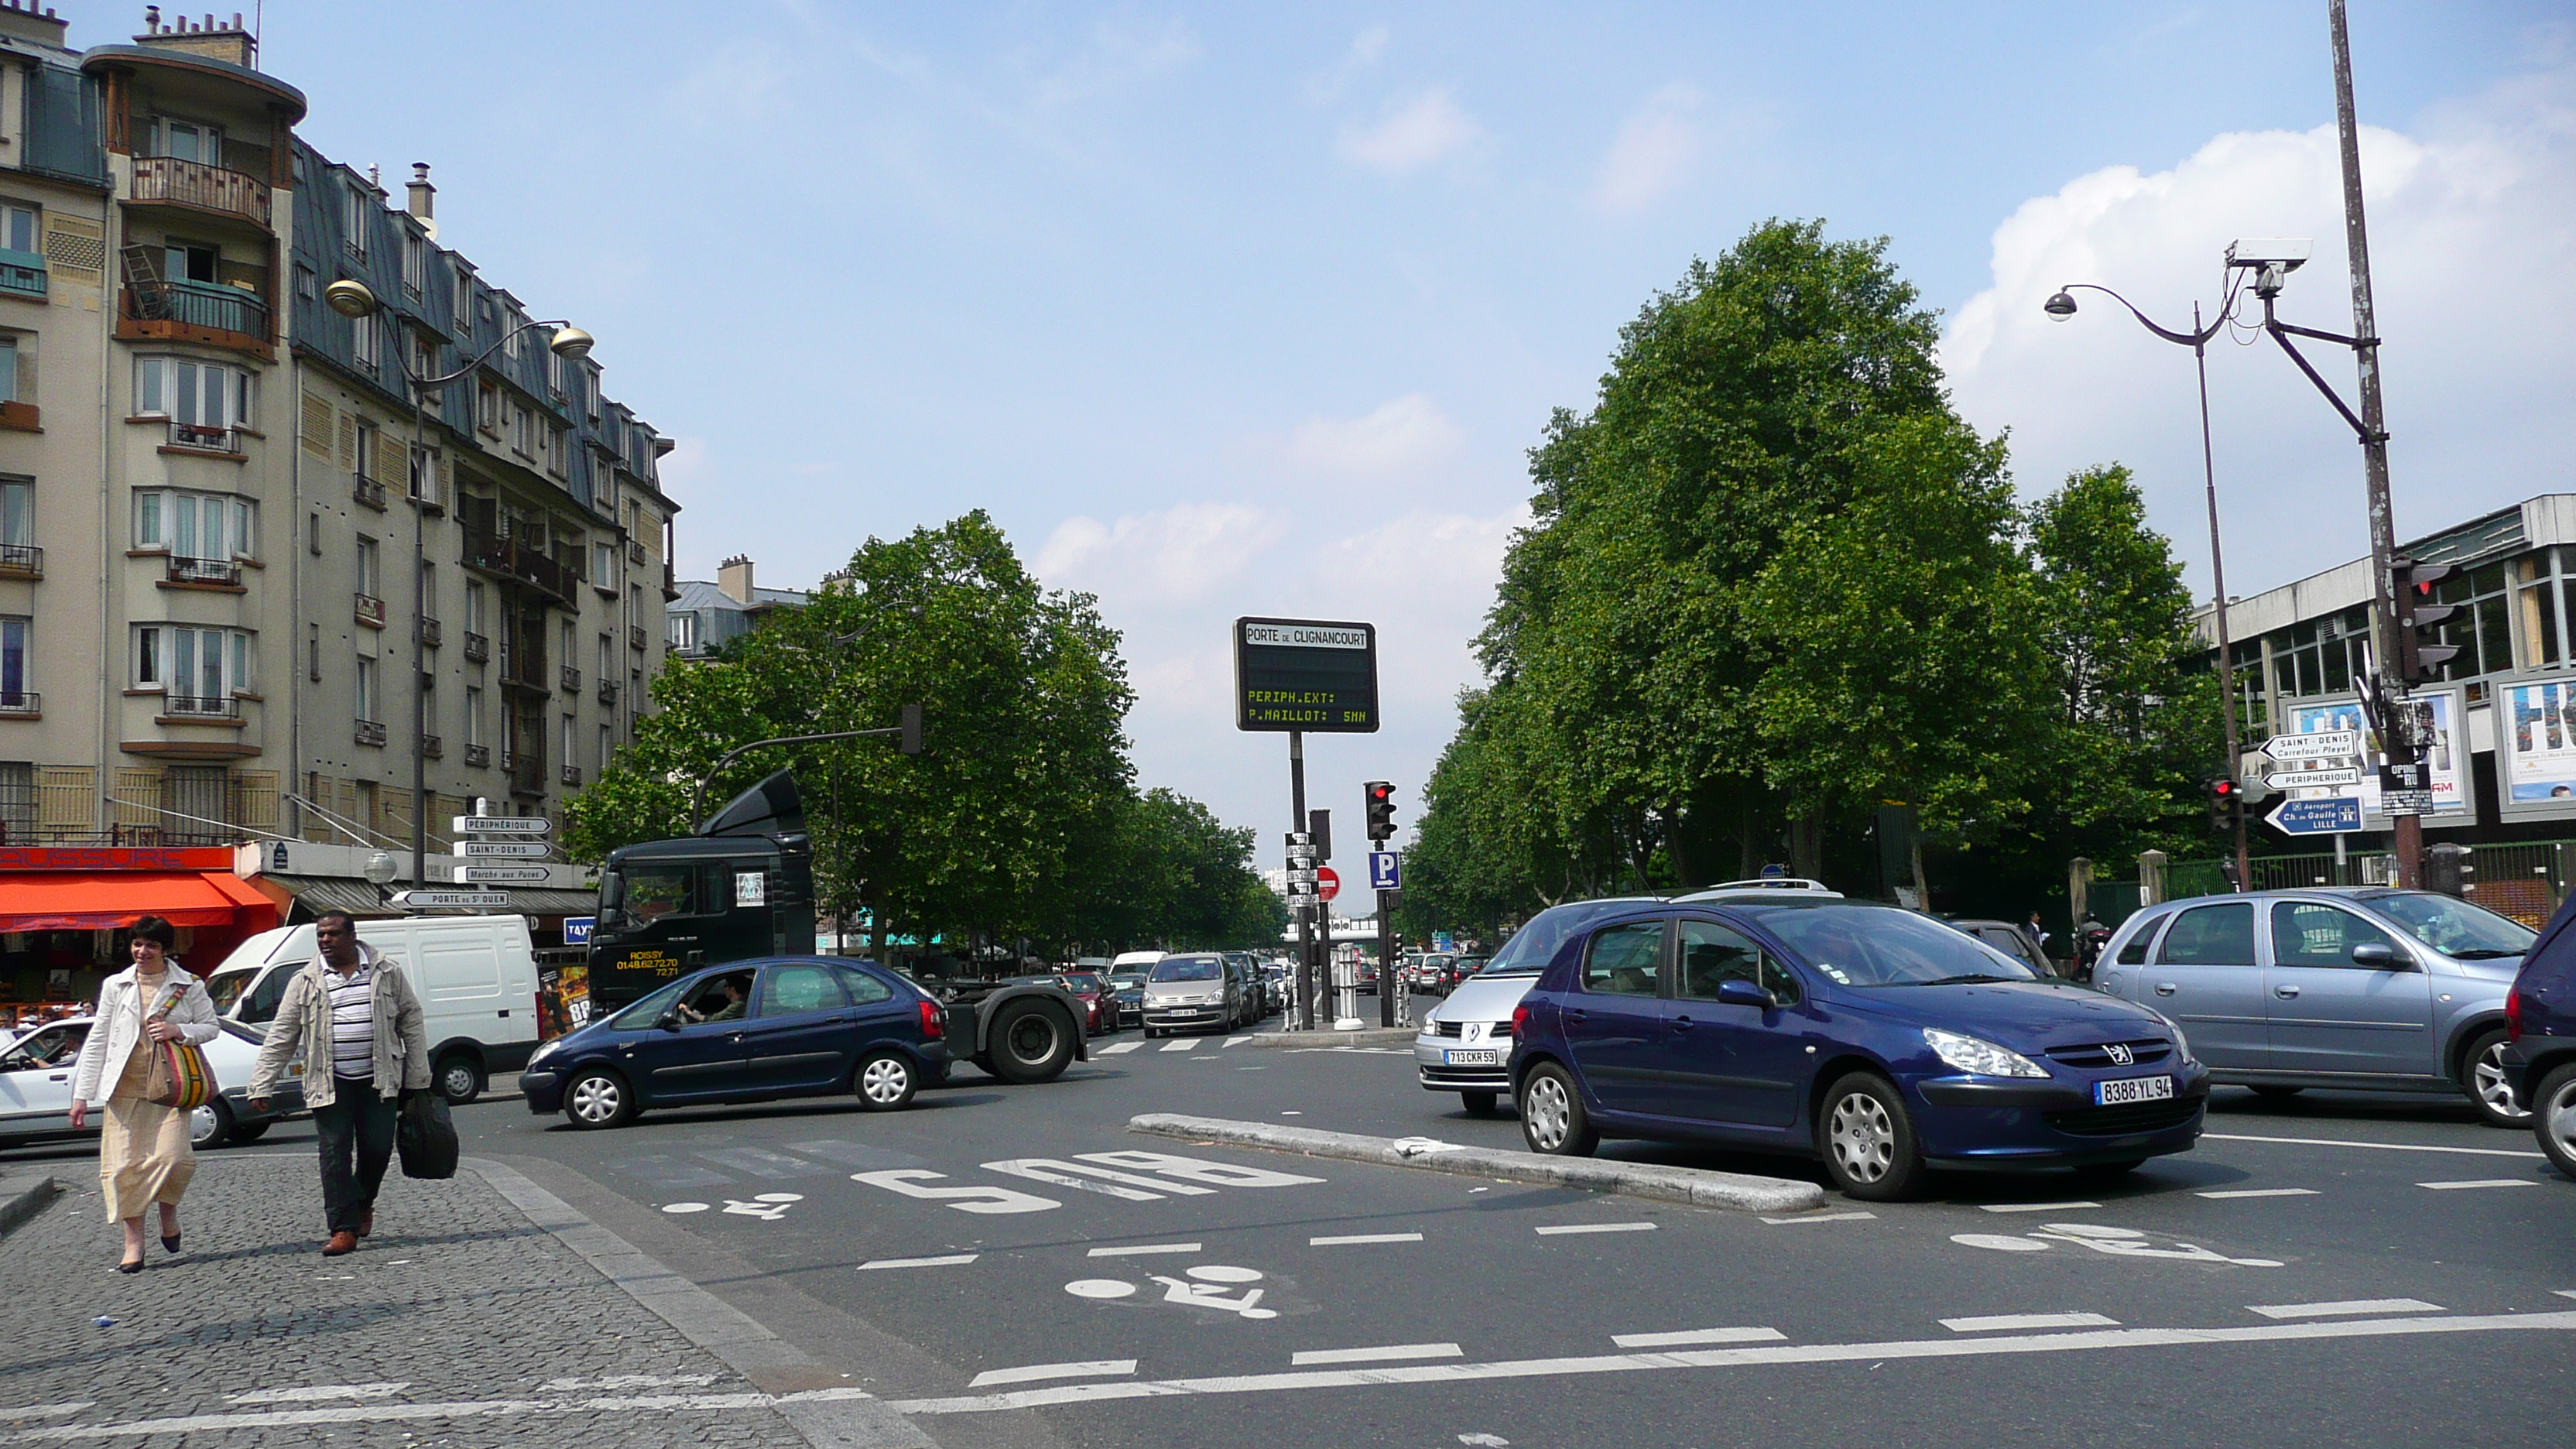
[1368,851,1401,890]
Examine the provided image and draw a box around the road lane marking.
[1162,1039,1201,1053]
[2204,1132,2546,1160]
[1979,1201,2098,1214]
[2249,1298,2443,1320]
[1290,1345,1462,1366]
[228,1386,409,1403]
[968,1361,1136,1389]
[540,1376,721,1391]
[1223,1036,1249,1048]
[886,1310,2576,1415]
[2557,1290,2576,1300]
[1087,1242,1201,1257]
[1097,1042,1144,1055]
[1940,1314,2119,1333]
[1762,1211,1875,1225]
[858,1255,979,1270]
[1534,1221,1656,1235]
[2417,1178,2537,1190]
[2195,1188,2319,1200]
[1610,1327,1786,1348]
[1310,1232,1423,1245]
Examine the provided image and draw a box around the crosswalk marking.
[1762,1210,1875,1225]
[1161,1038,1201,1053]
[1290,1344,1461,1366]
[1087,1242,1201,1257]
[1096,1041,1144,1055]
[1940,1313,2119,1333]
[1222,1035,1250,1048]
[1310,1233,1423,1246]
[1610,1327,1785,1348]
[968,1361,1136,1389]
[2416,1179,2536,1190]
[857,1255,979,1270]
[2249,1299,2443,1320]
[1978,1201,2098,1214]
[2196,1187,2319,1200]
[1535,1221,1656,1236]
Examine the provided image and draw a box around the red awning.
[0,871,279,933]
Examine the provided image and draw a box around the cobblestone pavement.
[0,1154,828,1447]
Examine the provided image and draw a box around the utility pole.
[2329,0,2420,888]
[1286,732,1316,1030]
[2191,300,2252,894]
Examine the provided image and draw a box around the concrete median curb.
[1129,1112,1827,1214]
[1236,1027,1417,1048]
[0,1170,58,1242]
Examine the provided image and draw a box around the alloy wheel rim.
[1830,1093,1895,1184]
[862,1059,908,1103]
[1526,1076,1568,1149]
[2549,1081,2576,1156]
[572,1077,618,1122]
[2472,1042,2530,1120]
[191,1105,218,1142]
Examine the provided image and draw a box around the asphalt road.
[16,1020,2571,1447]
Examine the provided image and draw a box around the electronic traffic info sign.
[1234,617,1379,733]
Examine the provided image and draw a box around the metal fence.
[2158,841,2576,927]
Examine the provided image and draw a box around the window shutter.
[377,433,406,495]
[337,412,358,468]
[300,392,334,457]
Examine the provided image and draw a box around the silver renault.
[2092,888,2533,1125]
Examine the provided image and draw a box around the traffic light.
[2391,556,2461,686]
[899,702,923,755]
[2424,842,2475,899]
[1364,781,1397,843]
[2208,776,2242,833]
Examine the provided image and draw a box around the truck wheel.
[988,999,1075,1084]
[851,1049,917,1111]
[435,1051,486,1106]
[564,1068,637,1129]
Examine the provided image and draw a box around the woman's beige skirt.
[98,1094,195,1221]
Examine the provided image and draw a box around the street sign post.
[1232,618,1380,734]
[1317,866,1341,903]
[390,889,509,909]
[450,815,550,835]
[2265,796,2364,836]
[2263,729,2362,762]
[453,840,550,858]
[2263,765,2365,790]
[1368,851,1400,891]
[452,865,550,884]
[563,916,597,946]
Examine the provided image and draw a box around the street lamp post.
[321,278,594,895]
[2041,282,2252,894]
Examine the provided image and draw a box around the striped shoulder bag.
[142,982,218,1112]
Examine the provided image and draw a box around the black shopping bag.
[397,1091,459,1180]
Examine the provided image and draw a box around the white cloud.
[1283,393,1464,478]
[1943,58,2576,605]
[1036,502,1287,605]
[1591,84,1702,213]
[1338,88,1482,174]
[1305,24,1390,104]
[1031,14,1201,108]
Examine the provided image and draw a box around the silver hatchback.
[2092,888,2533,1126]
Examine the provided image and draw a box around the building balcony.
[0,690,37,717]
[663,561,680,602]
[0,248,45,302]
[119,282,273,361]
[354,592,386,629]
[351,474,387,510]
[418,616,443,649]
[598,678,619,706]
[163,420,245,457]
[559,664,581,694]
[464,742,491,769]
[420,734,444,760]
[503,752,545,797]
[460,526,579,606]
[628,624,647,652]
[0,543,39,580]
[560,763,583,788]
[355,718,387,747]
[166,555,241,587]
[463,631,490,664]
[128,156,273,231]
[626,539,646,567]
[164,694,241,721]
[498,649,549,696]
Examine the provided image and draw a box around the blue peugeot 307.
[1509,898,2208,1200]
[519,957,949,1129]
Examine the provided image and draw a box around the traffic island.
[1129,1112,1828,1214]
[1235,1026,1416,1048]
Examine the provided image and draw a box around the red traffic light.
[2211,777,2240,800]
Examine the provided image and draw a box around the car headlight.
[1923,1027,2049,1078]
[528,1040,563,1067]
[2154,1015,2194,1064]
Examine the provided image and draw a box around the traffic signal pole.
[1287,731,1315,1031]
[2191,301,2252,895]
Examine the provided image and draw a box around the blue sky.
[210,2,2575,855]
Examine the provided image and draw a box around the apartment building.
[666,555,808,659]
[0,7,680,858]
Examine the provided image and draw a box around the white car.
[0,1016,307,1152]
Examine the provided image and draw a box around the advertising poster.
[2499,680,2576,819]
[2287,692,2465,823]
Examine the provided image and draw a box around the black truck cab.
[587,772,816,1010]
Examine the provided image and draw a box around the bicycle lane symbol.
[1067,1264,1284,1320]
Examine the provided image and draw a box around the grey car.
[1416,896,1671,1115]
[2092,888,2533,1126]
[1142,953,1255,1036]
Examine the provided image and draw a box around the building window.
[135,625,251,701]
[598,632,613,680]
[164,240,218,285]
[342,181,368,257]
[351,310,379,370]
[509,402,536,458]
[547,426,567,478]
[156,118,223,163]
[133,356,256,428]
[400,231,426,297]
[0,336,21,405]
[2430,563,2512,683]
[669,611,698,653]
[0,617,24,702]
[133,490,254,560]
[355,535,380,598]
[409,444,439,505]
[0,203,36,255]
[294,265,315,303]
[2263,609,2370,704]
[466,686,485,748]
[353,420,377,481]
[453,273,472,332]
[355,656,376,721]
[0,478,28,546]
[561,713,577,769]
[591,540,613,587]
[465,580,486,637]
[475,379,499,436]
[2516,551,2576,672]
[599,723,612,775]
[308,623,320,681]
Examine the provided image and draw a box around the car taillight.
[1512,1004,1530,1036]
[919,998,944,1040]
[2505,988,2523,1043]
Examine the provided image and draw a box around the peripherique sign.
[1233,617,1379,734]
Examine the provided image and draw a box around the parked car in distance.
[2093,889,2533,1127]
[207,914,540,1105]
[1509,897,2208,1200]
[1419,900,1660,1115]
[1446,955,1490,989]
[1261,964,1290,1011]
[2500,903,2576,1177]
[1142,952,1255,1036]
[521,957,954,1128]
[0,1016,306,1151]
[1947,919,2057,979]
[1105,966,1149,1029]
[1038,971,1109,1036]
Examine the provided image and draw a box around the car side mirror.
[1715,978,1775,1009]
[657,1011,686,1032]
[2349,942,2403,969]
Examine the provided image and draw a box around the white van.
[204,916,541,1105]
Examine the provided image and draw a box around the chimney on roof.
[718,556,756,606]
[0,2,68,46]
[134,8,258,70]
[406,163,438,238]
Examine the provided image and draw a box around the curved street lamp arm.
[404,317,574,392]
[2055,283,2225,348]
[692,717,920,823]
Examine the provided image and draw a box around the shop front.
[0,846,282,1033]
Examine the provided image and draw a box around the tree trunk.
[1910,831,1930,913]
[1665,804,1694,889]
[1738,802,1762,879]
[1790,810,1823,880]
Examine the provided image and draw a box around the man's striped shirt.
[326,964,375,1082]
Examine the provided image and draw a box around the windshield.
[608,979,690,1029]
[2367,892,2536,959]
[1488,899,1653,976]
[1151,957,1221,982]
[1060,972,1103,992]
[1749,904,2044,988]
[206,968,259,1014]
[1109,971,1148,988]
[226,964,297,1026]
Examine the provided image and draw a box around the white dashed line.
[1762,1210,1876,1225]
[1290,1344,1463,1366]
[1940,1313,2119,1333]
[2249,1299,2444,1320]
[228,1386,409,1404]
[857,1255,979,1271]
[2557,1290,2576,1300]
[1310,1232,1424,1246]
[1978,1201,2098,1214]
[1610,1327,1786,1348]
[2204,1132,2546,1160]
[968,1361,1136,1389]
[1223,1036,1249,1048]
[2196,1188,2320,1200]
[1095,1042,1144,1055]
[2416,1179,2537,1190]
[1086,1242,1202,1257]
[1161,1038,1201,1052]
[1535,1221,1657,1236]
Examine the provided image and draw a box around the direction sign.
[2265,796,2363,835]
[2263,766,2365,790]
[2263,729,2361,762]
[452,865,550,884]
[391,889,509,909]
[452,815,551,835]
[1368,851,1401,891]
[453,840,551,858]
[1233,617,1379,734]
[1317,865,1341,903]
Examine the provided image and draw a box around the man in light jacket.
[249,911,430,1255]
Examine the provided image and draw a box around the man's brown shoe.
[322,1231,358,1256]
[356,1211,373,1238]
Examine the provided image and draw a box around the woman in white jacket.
[69,915,220,1272]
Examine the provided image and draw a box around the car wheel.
[564,1068,636,1129]
[1517,1063,1597,1156]
[1460,1091,1499,1117]
[435,1051,485,1106]
[851,1050,916,1112]
[2248,1085,2304,1100]
[988,999,1075,1084]
[1144,1026,1161,1040]
[189,1096,235,1152]
[2533,1063,2576,1180]
[228,1120,271,1144]
[1818,1073,1927,1202]
[2460,1028,2531,1128]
